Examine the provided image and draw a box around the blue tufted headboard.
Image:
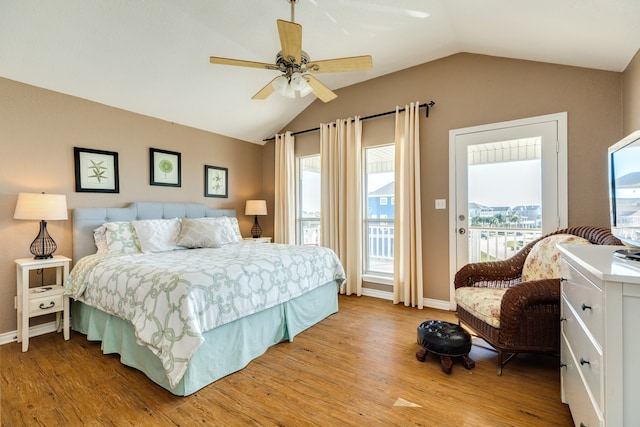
[72,202,236,261]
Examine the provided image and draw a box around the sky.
[468,160,541,207]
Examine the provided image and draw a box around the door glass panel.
[467,138,542,262]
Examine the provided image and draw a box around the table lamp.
[245,200,267,238]
[14,192,68,259]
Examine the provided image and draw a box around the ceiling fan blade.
[306,55,373,73]
[251,77,278,100]
[210,56,278,70]
[305,75,337,103]
[277,19,302,64]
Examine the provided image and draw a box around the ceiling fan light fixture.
[289,72,306,90]
[298,83,313,97]
[272,75,289,93]
[282,81,296,98]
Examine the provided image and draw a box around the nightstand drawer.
[29,292,64,314]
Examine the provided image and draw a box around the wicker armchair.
[454,226,621,375]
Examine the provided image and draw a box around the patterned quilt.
[65,243,345,388]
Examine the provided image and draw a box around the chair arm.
[454,257,526,289]
[499,278,561,346]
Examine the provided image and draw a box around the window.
[297,155,321,245]
[364,145,395,276]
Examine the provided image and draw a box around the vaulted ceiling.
[1,0,639,144]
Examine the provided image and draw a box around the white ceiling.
[1,0,639,145]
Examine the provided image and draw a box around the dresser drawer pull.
[579,357,590,366]
[560,316,567,322]
[581,303,592,311]
[560,362,567,368]
[39,301,55,310]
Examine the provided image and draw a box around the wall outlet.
[435,199,447,210]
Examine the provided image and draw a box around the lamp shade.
[245,200,267,216]
[14,192,68,221]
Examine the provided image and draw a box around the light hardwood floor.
[1,295,574,426]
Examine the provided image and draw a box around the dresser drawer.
[561,336,603,427]
[562,261,604,345]
[562,296,603,409]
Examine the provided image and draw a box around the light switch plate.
[435,199,447,209]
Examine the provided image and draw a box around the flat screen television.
[609,130,640,257]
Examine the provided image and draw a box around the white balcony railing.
[467,226,542,263]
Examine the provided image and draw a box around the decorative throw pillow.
[132,218,183,253]
[521,234,591,281]
[103,221,141,254]
[176,217,239,248]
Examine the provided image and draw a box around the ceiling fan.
[209,0,372,103]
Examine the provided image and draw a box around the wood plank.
[0,295,574,426]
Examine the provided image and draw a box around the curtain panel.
[320,117,362,295]
[274,131,296,244]
[393,102,424,308]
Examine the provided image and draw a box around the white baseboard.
[361,288,452,311]
[0,321,59,346]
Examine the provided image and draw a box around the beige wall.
[623,49,640,135]
[0,77,264,334]
[270,52,625,302]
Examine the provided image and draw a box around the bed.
[66,202,345,396]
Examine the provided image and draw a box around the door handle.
[458,228,466,235]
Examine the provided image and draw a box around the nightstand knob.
[579,357,590,366]
[39,301,55,310]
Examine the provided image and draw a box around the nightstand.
[243,237,272,243]
[15,255,71,352]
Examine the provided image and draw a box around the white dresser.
[558,244,640,427]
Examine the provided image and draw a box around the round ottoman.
[416,320,475,374]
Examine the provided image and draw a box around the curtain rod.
[262,100,436,142]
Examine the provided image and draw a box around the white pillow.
[103,221,141,254]
[132,218,183,253]
[227,217,243,241]
[176,217,239,248]
[93,225,109,254]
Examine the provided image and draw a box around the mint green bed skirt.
[72,281,339,396]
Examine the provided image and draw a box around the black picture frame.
[204,165,228,198]
[150,148,181,187]
[74,147,120,193]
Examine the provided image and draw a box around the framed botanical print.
[150,148,181,187]
[205,165,228,198]
[74,147,120,193]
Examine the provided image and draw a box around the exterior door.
[448,113,567,308]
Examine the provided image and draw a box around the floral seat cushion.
[455,287,507,328]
